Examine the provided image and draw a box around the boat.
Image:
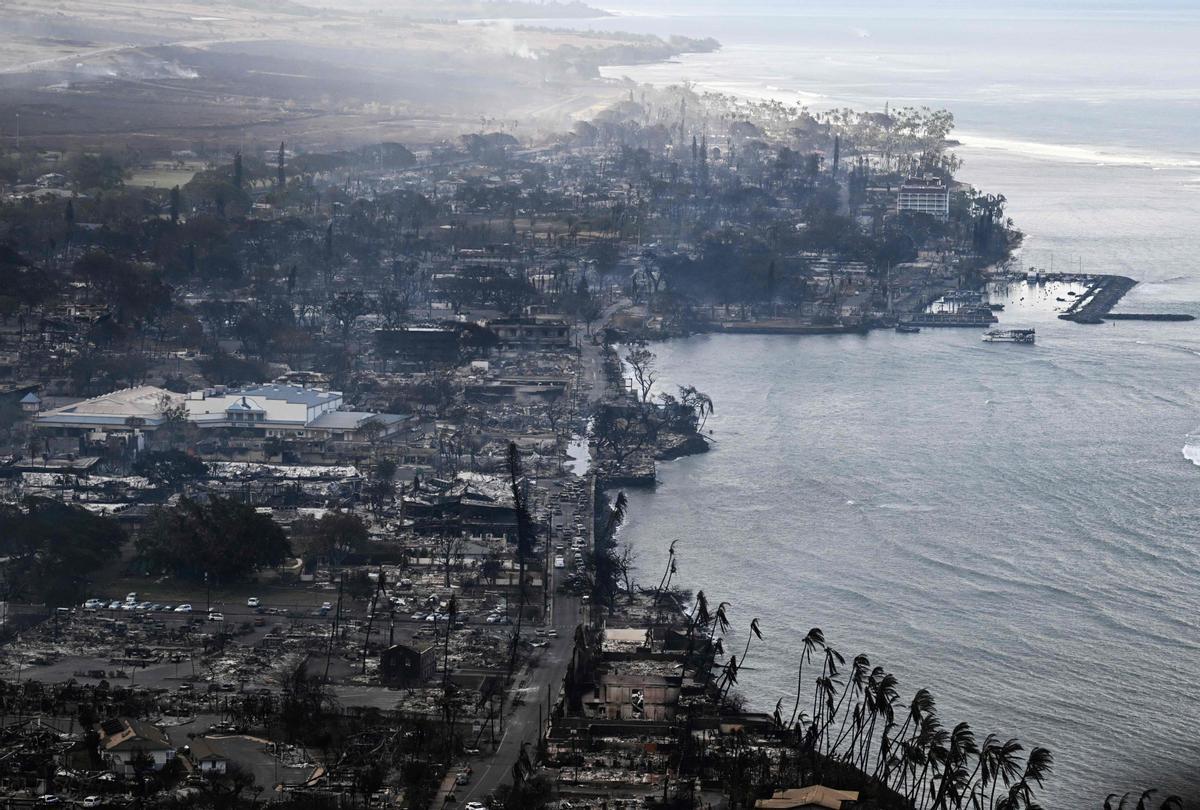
[982,328,1036,344]
[895,323,921,334]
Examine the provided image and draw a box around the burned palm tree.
[717,654,739,707]
[650,539,680,627]
[704,601,732,681]
[739,617,763,671]
[506,442,535,678]
[682,589,710,668]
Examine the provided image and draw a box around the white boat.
[982,328,1035,344]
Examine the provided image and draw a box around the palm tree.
[980,737,1024,810]
[928,722,977,810]
[740,617,763,669]
[876,687,934,788]
[831,654,871,753]
[788,627,825,728]
[814,645,845,757]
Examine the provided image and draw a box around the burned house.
[376,326,462,364]
[487,315,572,351]
[403,474,519,543]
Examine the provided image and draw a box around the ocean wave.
[956,131,1200,169]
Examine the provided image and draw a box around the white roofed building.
[185,384,343,435]
[897,175,950,218]
[36,384,405,449]
[35,386,184,438]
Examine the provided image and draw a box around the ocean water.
[562,1,1200,805]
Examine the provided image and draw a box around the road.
[447,483,588,806]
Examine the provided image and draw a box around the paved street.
[448,477,588,806]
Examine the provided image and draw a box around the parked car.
[175,604,193,613]
[321,601,333,611]
[455,772,470,785]
[81,796,103,807]
[209,612,225,622]
[554,556,565,569]
[246,597,260,607]
[83,599,104,610]
[107,601,122,610]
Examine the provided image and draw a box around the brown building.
[380,643,437,687]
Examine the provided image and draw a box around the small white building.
[186,738,229,774]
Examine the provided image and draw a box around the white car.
[209,612,225,622]
[174,604,193,613]
[246,597,260,607]
[83,599,104,610]
[107,601,122,610]
[321,601,333,611]
[82,797,103,808]
[554,556,565,569]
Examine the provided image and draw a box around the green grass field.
[126,163,203,189]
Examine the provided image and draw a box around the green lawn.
[126,163,202,189]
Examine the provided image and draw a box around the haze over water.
[573,1,1200,804]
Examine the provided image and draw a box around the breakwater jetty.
[1105,313,1196,322]
[1058,275,1137,323]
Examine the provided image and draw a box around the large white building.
[897,176,950,218]
[185,384,342,432]
[36,383,400,443]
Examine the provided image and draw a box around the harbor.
[1057,274,1139,323]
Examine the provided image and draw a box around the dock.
[901,311,998,328]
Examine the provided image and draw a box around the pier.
[902,311,998,328]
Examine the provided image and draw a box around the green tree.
[0,498,126,606]
[303,510,368,567]
[138,496,291,584]
[132,450,206,491]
